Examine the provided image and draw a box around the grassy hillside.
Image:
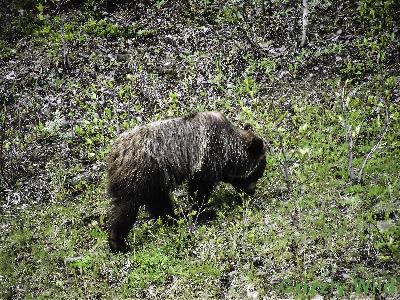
[1,0,399,299]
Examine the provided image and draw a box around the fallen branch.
[278,133,292,194]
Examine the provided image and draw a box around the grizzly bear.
[107,111,266,253]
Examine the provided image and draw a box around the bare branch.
[357,98,390,182]
[57,0,71,71]
[300,0,309,47]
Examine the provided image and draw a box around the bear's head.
[224,124,266,195]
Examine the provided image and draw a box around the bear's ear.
[248,137,265,157]
[243,123,253,131]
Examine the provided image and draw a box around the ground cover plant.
[0,0,399,299]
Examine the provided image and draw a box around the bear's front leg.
[146,192,177,224]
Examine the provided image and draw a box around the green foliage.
[210,57,225,91]
[136,28,159,38]
[240,76,258,99]
[217,5,240,24]
[258,58,278,80]
[128,249,177,289]
[0,40,14,60]
[374,225,400,260]
[155,0,166,10]
[67,255,98,275]
[315,42,344,57]
[72,113,114,161]
[342,0,398,77]
[357,0,397,28]
[166,91,181,116]
[82,18,122,38]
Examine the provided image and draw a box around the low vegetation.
[1,0,399,299]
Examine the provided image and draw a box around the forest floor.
[1,0,399,299]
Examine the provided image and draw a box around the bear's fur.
[107,111,266,252]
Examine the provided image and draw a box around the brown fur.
[107,111,266,252]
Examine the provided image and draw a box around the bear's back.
[107,112,233,194]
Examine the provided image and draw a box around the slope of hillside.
[1,0,399,299]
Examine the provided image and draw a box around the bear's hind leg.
[108,200,138,253]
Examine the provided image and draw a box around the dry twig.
[57,0,71,71]
[339,83,390,183]
[0,102,8,188]
[278,133,292,193]
[339,85,355,182]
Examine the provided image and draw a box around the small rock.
[377,220,394,231]
[64,256,83,264]
[5,71,16,80]
[270,275,282,284]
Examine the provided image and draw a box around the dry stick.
[278,133,292,194]
[357,99,390,183]
[339,86,355,182]
[128,87,131,124]
[58,0,71,71]
[0,102,8,187]
[264,126,292,196]
[300,0,309,47]
[242,193,248,227]
[347,128,354,182]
